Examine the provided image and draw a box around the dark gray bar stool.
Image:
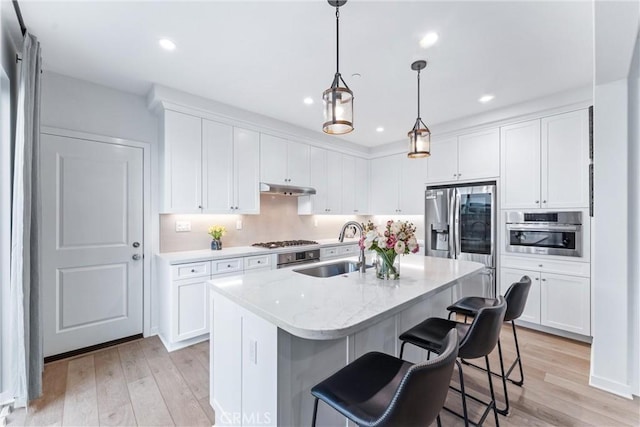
[447,276,532,415]
[310,329,459,427]
[399,297,507,427]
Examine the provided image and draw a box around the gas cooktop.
[251,240,319,249]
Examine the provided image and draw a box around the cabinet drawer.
[320,246,340,259]
[212,258,243,275]
[244,254,272,271]
[501,255,589,277]
[339,245,359,256]
[172,261,211,280]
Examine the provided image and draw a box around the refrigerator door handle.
[454,190,461,258]
[448,191,456,258]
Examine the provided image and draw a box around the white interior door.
[41,134,143,357]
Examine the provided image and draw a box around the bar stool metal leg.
[311,397,319,427]
[495,340,510,415]
[509,320,525,386]
[485,356,500,427]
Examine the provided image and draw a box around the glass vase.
[211,239,222,250]
[375,251,400,280]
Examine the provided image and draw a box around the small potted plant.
[208,225,227,250]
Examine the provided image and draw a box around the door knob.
[132,242,140,248]
[132,254,141,261]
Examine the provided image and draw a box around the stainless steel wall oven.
[506,211,582,257]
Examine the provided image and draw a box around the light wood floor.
[5,327,640,426]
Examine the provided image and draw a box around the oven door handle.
[506,224,581,232]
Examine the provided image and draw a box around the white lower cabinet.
[212,292,278,427]
[320,244,358,260]
[540,273,590,335]
[158,255,274,351]
[500,267,541,324]
[174,276,209,341]
[500,256,590,336]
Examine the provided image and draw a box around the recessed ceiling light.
[419,32,439,49]
[376,127,384,132]
[303,97,314,105]
[158,38,176,51]
[478,94,495,103]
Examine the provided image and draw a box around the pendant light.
[407,60,431,158]
[322,0,354,135]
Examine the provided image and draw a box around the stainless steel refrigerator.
[425,181,497,298]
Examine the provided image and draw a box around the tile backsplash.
[159,194,368,252]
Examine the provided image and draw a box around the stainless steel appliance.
[251,240,321,268]
[506,211,582,257]
[276,250,320,268]
[252,240,319,249]
[425,181,497,297]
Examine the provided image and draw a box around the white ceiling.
[15,0,593,147]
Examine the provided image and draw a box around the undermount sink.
[294,261,371,278]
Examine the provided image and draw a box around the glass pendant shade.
[323,78,354,134]
[408,119,431,158]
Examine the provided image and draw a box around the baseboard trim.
[589,374,633,399]
[44,334,143,364]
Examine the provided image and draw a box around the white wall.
[41,71,157,144]
[590,1,640,399]
[627,31,640,397]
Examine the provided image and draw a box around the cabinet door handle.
[198,205,203,209]
[535,277,539,281]
[257,260,261,264]
[538,264,543,267]
[191,269,196,273]
[535,200,540,204]
[543,200,547,203]
[235,206,239,210]
[541,278,547,282]
[227,264,231,268]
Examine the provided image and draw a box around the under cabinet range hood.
[260,182,317,196]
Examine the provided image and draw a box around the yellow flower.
[208,225,227,240]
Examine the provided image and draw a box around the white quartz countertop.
[156,238,359,264]
[208,256,483,340]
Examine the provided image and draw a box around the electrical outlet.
[175,220,191,232]
[236,219,243,230]
[314,218,319,227]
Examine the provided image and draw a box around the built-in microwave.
[505,212,582,257]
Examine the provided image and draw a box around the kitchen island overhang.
[208,255,484,427]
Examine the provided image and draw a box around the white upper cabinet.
[161,110,260,214]
[299,147,342,214]
[427,128,499,184]
[354,157,370,214]
[400,155,428,214]
[260,134,309,187]
[541,110,590,208]
[426,137,458,183]
[501,109,589,209]
[501,120,542,209]
[162,110,203,212]
[202,120,234,213]
[370,156,399,215]
[341,155,370,215]
[370,154,427,215]
[326,151,343,213]
[233,128,261,214]
[458,128,500,180]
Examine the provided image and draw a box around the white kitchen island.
[208,255,483,427]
